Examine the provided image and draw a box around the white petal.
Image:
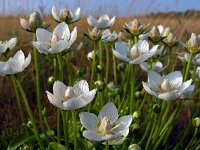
[129,53,152,64]
[36,28,52,43]
[158,91,179,101]
[13,50,25,62]
[113,50,130,62]
[83,130,103,142]
[87,16,98,27]
[79,112,100,131]
[98,102,118,122]
[67,27,77,48]
[109,16,116,27]
[140,62,148,72]
[157,25,164,34]
[52,6,60,21]
[6,59,21,74]
[20,18,30,30]
[22,53,31,70]
[142,82,158,97]
[49,40,69,53]
[0,62,8,76]
[53,81,67,101]
[112,115,132,133]
[8,37,17,50]
[165,71,183,89]
[53,22,70,41]
[0,43,7,53]
[106,129,129,145]
[32,41,49,54]
[72,80,89,95]
[71,7,80,23]
[46,91,63,109]
[148,70,162,91]
[180,85,195,99]
[136,40,149,53]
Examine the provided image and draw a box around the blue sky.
[0,0,200,16]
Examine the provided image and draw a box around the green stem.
[33,33,45,134]
[15,77,43,148]
[167,47,172,67]
[11,75,26,130]
[105,44,109,85]
[66,52,73,85]
[57,53,63,81]
[111,44,117,85]
[90,41,97,86]
[184,53,194,81]
[105,141,109,150]
[185,127,198,150]
[72,111,77,150]
[99,40,103,66]
[130,65,135,113]
[192,66,197,81]
[61,111,69,148]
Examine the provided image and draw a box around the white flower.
[178,52,200,66]
[52,6,80,24]
[0,50,31,76]
[113,40,158,64]
[142,71,195,101]
[87,15,115,29]
[107,82,115,90]
[32,22,77,54]
[128,144,141,150]
[46,80,96,110]
[79,102,132,145]
[140,61,166,72]
[102,29,121,43]
[0,37,17,53]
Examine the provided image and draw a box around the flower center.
[63,87,75,101]
[60,8,73,21]
[98,117,112,134]
[130,47,140,58]
[50,34,60,46]
[160,80,172,92]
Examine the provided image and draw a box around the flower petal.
[53,22,70,41]
[22,53,31,70]
[142,82,158,97]
[8,37,17,50]
[53,81,67,101]
[136,40,149,53]
[165,71,183,89]
[72,80,89,95]
[66,27,77,48]
[71,7,81,23]
[148,70,162,91]
[20,18,30,30]
[46,91,63,109]
[50,40,70,53]
[98,102,118,122]
[79,112,100,131]
[83,130,103,142]
[87,16,98,27]
[32,41,49,54]
[0,43,7,53]
[113,50,130,62]
[52,6,60,21]
[158,91,179,101]
[36,28,52,43]
[112,115,132,133]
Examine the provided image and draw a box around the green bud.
[48,76,54,85]
[128,144,141,150]
[29,11,43,32]
[135,91,142,99]
[27,121,33,129]
[117,63,125,71]
[152,103,161,113]
[96,64,104,74]
[42,108,46,117]
[76,68,85,78]
[132,123,140,133]
[132,111,140,120]
[95,80,105,91]
[192,117,200,128]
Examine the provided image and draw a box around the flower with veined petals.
[87,15,115,29]
[52,6,80,24]
[112,40,158,64]
[79,102,132,145]
[20,11,48,32]
[84,27,102,41]
[178,52,200,66]
[0,50,31,76]
[46,80,96,110]
[101,29,121,43]
[32,22,77,55]
[142,71,195,101]
[124,19,149,37]
[0,37,17,53]
[140,61,166,72]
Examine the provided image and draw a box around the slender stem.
[11,75,26,130]
[192,66,197,80]
[61,111,69,148]
[72,111,77,150]
[111,44,117,85]
[15,77,43,148]
[185,127,198,150]
[105,44,109,84]
[57,53,63,81]
[33,33,45,133]
[99,40,103,66]
[57,109,61,143]
[184,53,194,81]
[105,141,109,150]
[167,47,172,67]
[90,41,97,86]
[66,52,73,85]
[130,65,135,113]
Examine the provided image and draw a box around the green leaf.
[7,132,34,150]
[48,142,67,150]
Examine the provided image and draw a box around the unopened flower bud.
[27,121,33,129]
[59,8,73,22]
[42,108,46,117]
[87,51,95,61]
[29,11,43,32]
[187,33,200,53]
[96,64,104,74]
[95,80,105,91]
[117,63,125,71]
[48,76,54,85]
[76,68,85,78]
[128,144,141,150]
[135,91,142,99]
[192,117,200,128]
[163,27,171,37]
[132,111,140,120]
[132,123,140,133]
[131,19,141,32]
[150,26,160,39]
[152,103,161,113]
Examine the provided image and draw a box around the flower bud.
[95,80,105,91]
[27,121,33,129]
[192,117,200,128]
[76,68,85,78]
[87,27,101,41]
[96,64,104,74]
[87,51,95,61]
[135,91,142,99]
[163,27,171,37]
[150,26,160,39]
[131,19,141,32]
[59,8,73,22]
[152,103,161,113]
[107,82,115,91]
[187,33,200,53]
[117,63,125,71]
[132,111,140,120]
[42,108,46,117]
[128,144,141,150]
[132,123,140,133]
[29,11,43,32]
[48,76,54,85]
